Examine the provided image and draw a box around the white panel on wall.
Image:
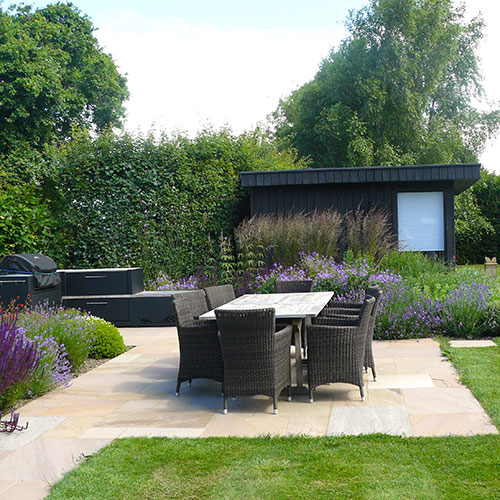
[397,192,445,251]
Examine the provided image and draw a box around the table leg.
[290,319,309,396]
[293,318,303,388]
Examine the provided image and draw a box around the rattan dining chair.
[318,286,382,380]
[274,280,313,293]
[307,296,375,402]
[172,290,224,396]
[215,308,292,415]
[204,284,236,310]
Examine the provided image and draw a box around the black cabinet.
[132,291,188,326]
[61,268,143,296]
[63,295,133,326]
[62,290,196,326]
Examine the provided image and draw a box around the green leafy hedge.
[34,128,304,279]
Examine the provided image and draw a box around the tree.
[455,169,500,263]
[273,0,500,168]
[0,2,129,152]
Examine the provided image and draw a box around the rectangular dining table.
[199,291,334,391]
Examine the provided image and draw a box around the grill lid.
[0,254,61,289]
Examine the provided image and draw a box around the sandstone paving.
[368,373,435,389]
[0,481,50,500]
[327,405,411,436]
[0,417,65,450]
[0,451,13,462]
[119,427,204,438]
[401,387,486,415]
[364,388,404,406]
[450,339,497,348]
[0,482,16,496]
[409,413,498,436]
[0,331,497,500]
[41,417,102,439]
[202,414,290,437]
[0,437,111,482]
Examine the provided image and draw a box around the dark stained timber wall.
[240,164,481,262]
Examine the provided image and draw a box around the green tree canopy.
[0,2,129,152]
[273,0,500,168]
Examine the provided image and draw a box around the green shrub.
[88,317,126,359]
[379,251,447,279]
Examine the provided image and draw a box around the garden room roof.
[240,164,481,195]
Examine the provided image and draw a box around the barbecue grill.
[0,253,62,308]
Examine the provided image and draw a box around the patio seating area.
[0,326,496,499]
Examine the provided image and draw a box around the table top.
[199,292,334,320]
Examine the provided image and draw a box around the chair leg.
[287,385,292,402]
[175,380,181,396]
[371,366,377,381]
[189,379,192,387]
[273,395,278,415]
[360,385,365,401]
[309,388,314,403]
[223,396,228,414]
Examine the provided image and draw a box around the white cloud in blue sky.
[17,1,500,172]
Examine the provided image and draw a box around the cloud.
[96,4,500,174]
[462,0,500,173]
[96,16,344,136]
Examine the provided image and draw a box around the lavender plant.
[19,333,72,399]
[147,273,199,291]
[439,282,496,338]
[17,306,94,372]
[373,284,442,340]
[0,315,41,397]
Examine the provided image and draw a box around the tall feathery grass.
[235,207,397,267]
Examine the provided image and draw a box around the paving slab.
[0,481,50,500]
[402,387,486,415]
[449,340,497,348]
[409,413,498,436]
[0,417,66,450]
[327,405,411,436]
[369,373,435,389]
[119,427,205,438]
[0,481,16,496]
[0,437,111,482]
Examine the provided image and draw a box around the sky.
[22,0,500,174]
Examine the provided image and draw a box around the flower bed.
[150,251,500,340]
[0,306,126,412]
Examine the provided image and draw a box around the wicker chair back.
[173,290,208,327]
[204,284,236,310]
[274,280,313,293]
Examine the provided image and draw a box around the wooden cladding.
[239,164,483,263]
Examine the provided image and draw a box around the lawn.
[46,340,500,500]
[47,434,499,500]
